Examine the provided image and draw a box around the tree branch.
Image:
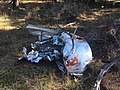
[92,56,120,90]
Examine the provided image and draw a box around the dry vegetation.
[0,1,120,90]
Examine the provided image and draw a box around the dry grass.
[0,15,16,30]
[0,1,120,90]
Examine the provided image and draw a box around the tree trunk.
[11,0,19,10]
[53,0,57,3]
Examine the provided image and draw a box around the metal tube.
[26,24,59,34]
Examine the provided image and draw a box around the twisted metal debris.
[19,24,93,76]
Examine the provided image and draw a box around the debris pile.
[19,24,93,76]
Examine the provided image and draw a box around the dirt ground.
[0,1,120,90]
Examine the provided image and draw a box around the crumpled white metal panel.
[62,32,92,75]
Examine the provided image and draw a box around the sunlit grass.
[0,15,16,30]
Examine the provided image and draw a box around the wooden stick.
[92,57,120,90]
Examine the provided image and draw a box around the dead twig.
[110,28,120,47]
[92,56,120,90]
[58,22,77,28]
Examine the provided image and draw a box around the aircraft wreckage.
[18,23,120,90]
[19,24,93,76]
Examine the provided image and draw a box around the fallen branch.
[58,22,77,28]
[92,56,120,90]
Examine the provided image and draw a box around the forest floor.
[0,1,120,90]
